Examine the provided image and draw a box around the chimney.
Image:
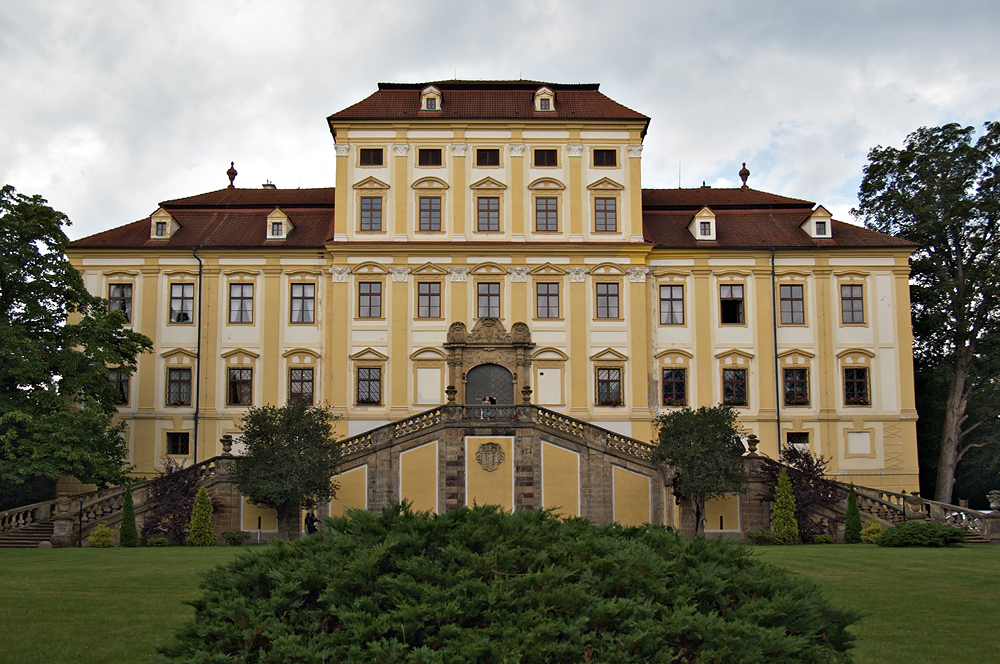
[262,181,276,189]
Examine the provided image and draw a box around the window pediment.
[354,176,390,191]
[529,263,566,275]
[532,347,569,361]
[351,262,388,274]
[655,349,693,361]
[471,262,507,275]
[409,347,447,360]
[411,262,448,275]
[222,348,259,363]
[350,347,389,361]
[715,349,754,362]
[590,348,628,362]
[412,176,449,190]
[589,263,626,275]
[527,177,565,191]
[587,177,624,191]
[161,348,197,361]
[283,348,320,361]
[777,348,816,360]
[470,176,507,190]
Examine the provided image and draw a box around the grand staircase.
[0,521,54,548]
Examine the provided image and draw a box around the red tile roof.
[328,81,649,122]
[642,187,814,209]
[161,187,336,208]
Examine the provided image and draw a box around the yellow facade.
[67,81,919,523]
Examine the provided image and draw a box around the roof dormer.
[150,208,179,240]
[534,86,555,112]
[802,206,832,239]
[420,85,442,111]
[267,207,293,240]
[689,206,716,241]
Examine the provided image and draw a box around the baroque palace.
[67,80,918,533]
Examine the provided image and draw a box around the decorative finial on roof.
[739,162,750,189]
[227,161,238,188]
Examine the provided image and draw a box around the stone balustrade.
[0,499,54,534]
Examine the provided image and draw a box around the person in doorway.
[482,395,491,420]
[304,511,319,535]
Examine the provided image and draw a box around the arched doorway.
[465,364,514,405]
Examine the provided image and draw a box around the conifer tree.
[844,483,862,543]
[771,469,800,545]
[119,484,137,547]
[186,487,215,546]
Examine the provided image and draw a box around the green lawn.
[0,544,996,663]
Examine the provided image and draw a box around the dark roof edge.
[376,81,601,91]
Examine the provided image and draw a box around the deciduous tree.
[652,405,747,535]
[232,403,341,540]
[853,123,1000,503]
[0,185,152,488]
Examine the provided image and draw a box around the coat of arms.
[475,442,505,472]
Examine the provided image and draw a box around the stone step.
[0,522,55,548]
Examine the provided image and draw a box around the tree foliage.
[771,469,800,545]
[852,123,1000,503]
[0,185,152,488]
[142,458,218,545]
[760,446,843,543]
[119,484,138,548]
[652,405,747,535]
[186,486,215,546]
[844,484,862,544]
[161,504,857,663]
[232,403,341,539]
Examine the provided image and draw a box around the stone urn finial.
[221,434,233,456]
[988,489,1000,511]
[739,162,750,188]
[227,161,238,188]
[521,384,532,404]
[745,433,759,456]
[445,385,457,403]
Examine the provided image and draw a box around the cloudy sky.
[2,1,999,240]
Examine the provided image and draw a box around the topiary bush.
[185,486,215,546]
[221,530,251,546]
[88,522,114,548]
[161,504,858,663]
[119,485,138,548]
[859,519,883,544]
[876,520,966,547]
[844,483,862,543]
[771,468,800,545]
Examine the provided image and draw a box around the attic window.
[155,222,167,236]
[690,207,716,241]
[816,221,827,235]
[267,208,293,240]
[700,222,711,236]
[150,209,177,239]
[534,86,555,112]
[271,222,284,237]
[803,206,833,239]
[420,86,442,112]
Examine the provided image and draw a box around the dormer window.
[267,208,293,240]
[803,206,833,239]
[689,206,716,241]
[150,208,178,239]
[534,86,555,112]
[420,85,442,111]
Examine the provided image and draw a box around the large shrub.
[88,522,114,548]
[844,484,862,543]
[185,486,215,546]
[119,484,138,548]
[876,520,966,547]
[771,469,800,545]
[859,519,883,544]
[161,505,857,663]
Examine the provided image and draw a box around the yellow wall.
[399,442,438,513]
[466,436,513,510]
[704,495,740,531]
[541,442,580,516]
[330,465,368,517]
[241,497,277,531]
[613,466,650,526]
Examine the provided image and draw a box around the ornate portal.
[475,442,505,472]
[445,318,534,405]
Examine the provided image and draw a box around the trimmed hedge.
[859,519,883,544]
[161,505,858,663]
[88,523,114,548]
[876,520,966,547]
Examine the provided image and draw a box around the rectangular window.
[476,148,500,166]
[290,283,315,323]
[477,282,500,318]
[359,148,383,166]
[816,221,827,235]
[289,368,314,404]
[155,221,167,236]
[722,368,748,406]
[357,367,382,404]
[477,196,500,232]
[700,221,711,236]
[659,284,684,325]
[536,283,559,318]
[166,432,190,456]
[358,282,382,318]
[841,284,864,324]
[418,148,442,166]
[108,284,133,323]
[720,284,744,324]
[594,198,617,232]
[425,98,436,111]
[596,283,619,319]
[594,149,617,167]
[662,368,686,407]
[534,149,558,167]
[596,367,623,406]
[227,368,253,406]
[167,368,192,406]
[109,368,130,405]
[228,283,254,324]
[844,367,870,406]
[360,196,383,231]
[535,197,558,232]
[539,97,550,111]
[169,283,194,324]
[419,196,441,231]
[780,284,805,324]
[271,221,284,237]
[786,431,809,449]
[417,282,441,318]
[783,368,809,406]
